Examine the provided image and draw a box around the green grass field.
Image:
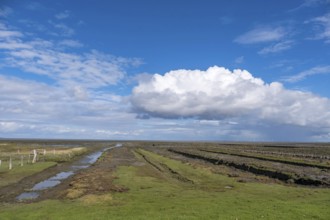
[0,149,329,219]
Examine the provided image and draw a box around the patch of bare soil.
[41,147,137,200]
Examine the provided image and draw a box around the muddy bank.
[39,146,136,201]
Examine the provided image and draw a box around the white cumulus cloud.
[131,66,330,128]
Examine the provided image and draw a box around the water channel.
[16,143,122,201]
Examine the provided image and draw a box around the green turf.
[0,150,329,219]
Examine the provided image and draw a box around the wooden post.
[21,155,24,166]
[0,159,2,167]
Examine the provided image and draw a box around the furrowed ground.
[0,141,329,219]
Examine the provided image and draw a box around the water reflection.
[16,192,39,201]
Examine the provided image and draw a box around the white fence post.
[32,149,37,163]
[9,156,12,170]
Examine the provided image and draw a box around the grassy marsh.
[0,146,329,219]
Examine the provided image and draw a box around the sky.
[0,0,330,142]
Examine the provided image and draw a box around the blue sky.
[0,0,330,141]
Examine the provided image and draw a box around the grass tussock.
[78,194,113,205]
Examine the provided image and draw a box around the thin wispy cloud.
[18,19,47,32]
[0,30,22,39]
[0,21,140,89]
[219,16,233,25]
[50,22,75,37]
[283,65,330,83]
[0,6,12,17]
[58,39,83,48]
[25,2,44,11]
[234,56,244,64]
[258,40,295,55]
[55,10,70,20]
[0,17,142,139]
[289,0,330,12]
[306,13,330,43]
[0,23,22,38]
[234,26,287,44]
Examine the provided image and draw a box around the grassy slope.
[0,149,329,220]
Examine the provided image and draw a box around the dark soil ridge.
[199,149,330,170]
[135,150,193,184]
[169,149,326,186]
[262,145,296,148]
[135,150,162,172]
[242,149,330,160]
[159,162,194,184]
